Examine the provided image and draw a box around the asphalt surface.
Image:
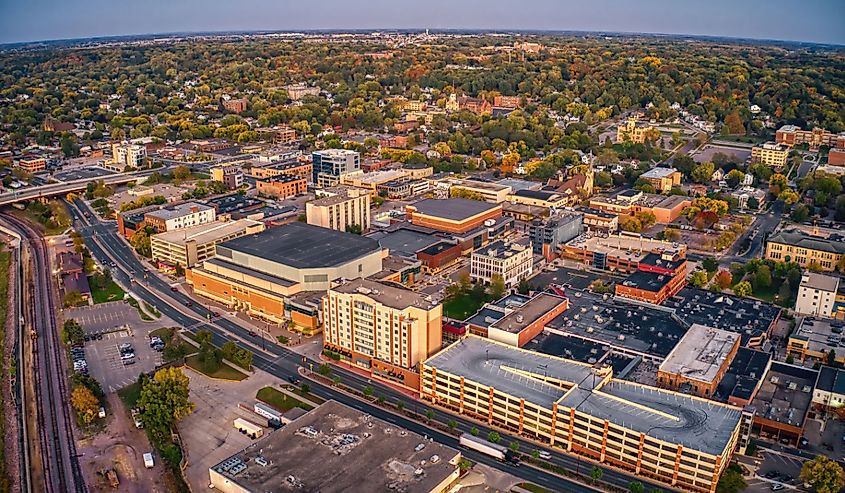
[65,198,677,493]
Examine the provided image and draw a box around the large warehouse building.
[187,223,387,329]
[421,336,745,493]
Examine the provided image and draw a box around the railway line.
[0,212,86,493]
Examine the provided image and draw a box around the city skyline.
[1,0,844,45]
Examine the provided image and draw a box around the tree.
[724,111,745,135]
[754,265,772,289]
[691,161,716,183]
[778,188,800,206]
[345,223,363,235]
[173,165,191,181]
[362,385,374,397]
[531,449,541,459]
[800,455,844,493]
[702,257,719,273]
[690,271,708,288]
[619,215,643,233]
[318,363,332,376]
[591,466,603,484]
[130,229,152,257]
[791,204,810,223]
[62,319,85,345]
[629,481,644,493]
[500,153,520,174]
[487,431,500,443]
[470,426,479,436]
[71,385,100,425]
[725,169,745,188]
[63,290,85,308]
[716,464,747,493]
[715,270,733,290]
[509,441,520,453]
[517,278,531,295]
[425,409,435,422]
[137,367,194,438]
[489,274,506,300]
[447,420,457,431]
[663,228,681,241]
[733,280,753,297]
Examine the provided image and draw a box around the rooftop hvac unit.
[770,376,780,384]
[788,382,798,390]
[802,386,812,393]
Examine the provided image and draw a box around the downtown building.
[187,223,386,330]
[312,149,361,187]
[421,336,746,493]
[323,278,443,390]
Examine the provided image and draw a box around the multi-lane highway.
[65,198,675,493]
[0,214,86,493]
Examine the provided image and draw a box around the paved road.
[65,198,679,493]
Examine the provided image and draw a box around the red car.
[248,330,258,337]
[170,287,178,292]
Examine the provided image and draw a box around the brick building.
[255,175,307,199]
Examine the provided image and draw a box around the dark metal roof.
[218,222,382,269]
[816,366,845,394]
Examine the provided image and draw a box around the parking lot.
[65,301,176,392]
[53,166,116,182]
[178,368,283,491]
[745,450,805,493]
[66,301,142,335]
[692,144,751,164]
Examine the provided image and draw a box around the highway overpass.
[0,169,157,207]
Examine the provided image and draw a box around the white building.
[795,272,840,318]
[151,218,265,268]
[305,187,371,232]
[813,366,845,410]
[108,141,147,171]
[144,202,217,232]
[470,240,533,287]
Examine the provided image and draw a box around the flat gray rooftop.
[211,400,460,493]
[217,222,382,269]
[491,293,567,334]
[410,198,499,221]
[425,337,742,455]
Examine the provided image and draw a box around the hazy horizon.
[1,0,843,46]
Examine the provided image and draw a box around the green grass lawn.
[8,208,68,236]
[90,279,125,304]
[443,293,485,320]
[117,381,142,409]
[185,354,247,381]
[516,483,556,493]
[256,386,313,412]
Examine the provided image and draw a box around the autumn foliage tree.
[71,386,100,425]
[800,455,844,493]
[715,270,733,290]
[723,111,745,135]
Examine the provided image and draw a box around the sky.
[0,0,843,45]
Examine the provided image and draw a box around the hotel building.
[323,278,442,389]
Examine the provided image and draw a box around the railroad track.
[0,213,86,493]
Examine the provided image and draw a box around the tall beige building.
[306,188,371,232]
[323,278,442,390]
[751,142,790,169]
